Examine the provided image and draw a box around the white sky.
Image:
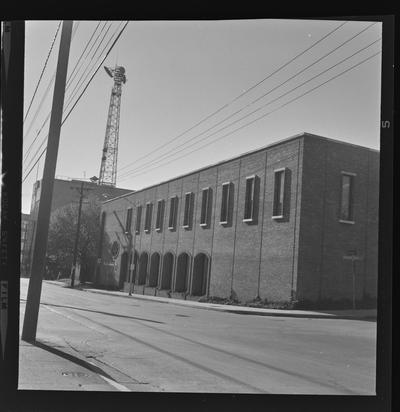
[22,19,382,214]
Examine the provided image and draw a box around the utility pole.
[70,181,92,288]
[22,21,73,343]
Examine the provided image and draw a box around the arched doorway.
[138,252,149,285]
[119,251,128,289]
[175,253,190,292]
[160,252,174,290]
[149,253,160,287]
[192,253,209,296]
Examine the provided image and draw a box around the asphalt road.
[19,279,376,394]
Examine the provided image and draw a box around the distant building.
[26,177,133,279]
[97,133,379,307]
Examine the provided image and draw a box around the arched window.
[137,252,149,285]
[160,252,174,290]
[175,253,190,292]
[149,253,161,287]
[192,253,210,296]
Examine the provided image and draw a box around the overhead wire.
[23,20,83,160]
[118,50,381,182]
[118,22,378,178]
[22,21,129,183]
[23,21,62,123]
[118,20,349,173]
[23,21,115,168]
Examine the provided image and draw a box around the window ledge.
[199,223,208,227]
[243,218,254,223]
[339,219,355,225]
[155,228,161,232]
[272,215,284,220]
[219,221,228,226]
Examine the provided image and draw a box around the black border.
[0,5,396,412]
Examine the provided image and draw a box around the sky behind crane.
[22,19,382,214]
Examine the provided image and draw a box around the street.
[19,279,376,394]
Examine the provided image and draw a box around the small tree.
[46,200,101,281]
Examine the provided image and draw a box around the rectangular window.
[200,187,211,227]
[272,169,286,218]
[339,173,355,222]
[155,199,165,232]
[125,208,133,233]
[135,205,142,234]
[243,176,256,222]
[168,196,178,230]
[183,192,193,228]
[144,202,153,233]
[220,182,231,224]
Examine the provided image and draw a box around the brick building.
[97,133,379,306]
[25,177,132,279]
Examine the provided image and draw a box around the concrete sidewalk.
[46,280,377,321]
[19,339,120,391]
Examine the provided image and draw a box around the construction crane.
[98,65,126,186]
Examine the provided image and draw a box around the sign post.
[343,250,363,310]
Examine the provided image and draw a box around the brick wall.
[99,134,379,306]
[297,135,379,303]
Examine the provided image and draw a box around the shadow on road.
[32,339,116,381]
[20,298,165,325]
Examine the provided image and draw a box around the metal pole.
[352,257,356,310]
[22,21,73,342]
[127,234,133,296]
[70,182,84,288]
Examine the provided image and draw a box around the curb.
[70,285,376,321]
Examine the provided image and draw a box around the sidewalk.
[19,339,120,391]
[46,280,377,320]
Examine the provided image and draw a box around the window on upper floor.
[220,182,232,225]
[339,172,355,223]
[272,168,286,219]
[144,202,153,233]
[183,192,194,229]
[200,187,211,227]
[135,205,142,234]
[243,176,257,222]
[168,196,178,230]
[155,199,165,232]
[125,208,133,233]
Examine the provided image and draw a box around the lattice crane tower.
[98,65,127,186]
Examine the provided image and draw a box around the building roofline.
[103,132,379,204]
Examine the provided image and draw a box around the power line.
[23,21,83,160]
[65,21,103,89]
[23,21,62,123]
[64,21,125,112]
[119,36,381,180]
[118,20,348,173]
[22,21,129,183]
[119,51,381,182]
[23,21,113,166]
[63,21,112,105]
[24,22,124,172]
[119,23,378,178]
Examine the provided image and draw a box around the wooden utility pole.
[70,181,93,288]
[22,21,73,343]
